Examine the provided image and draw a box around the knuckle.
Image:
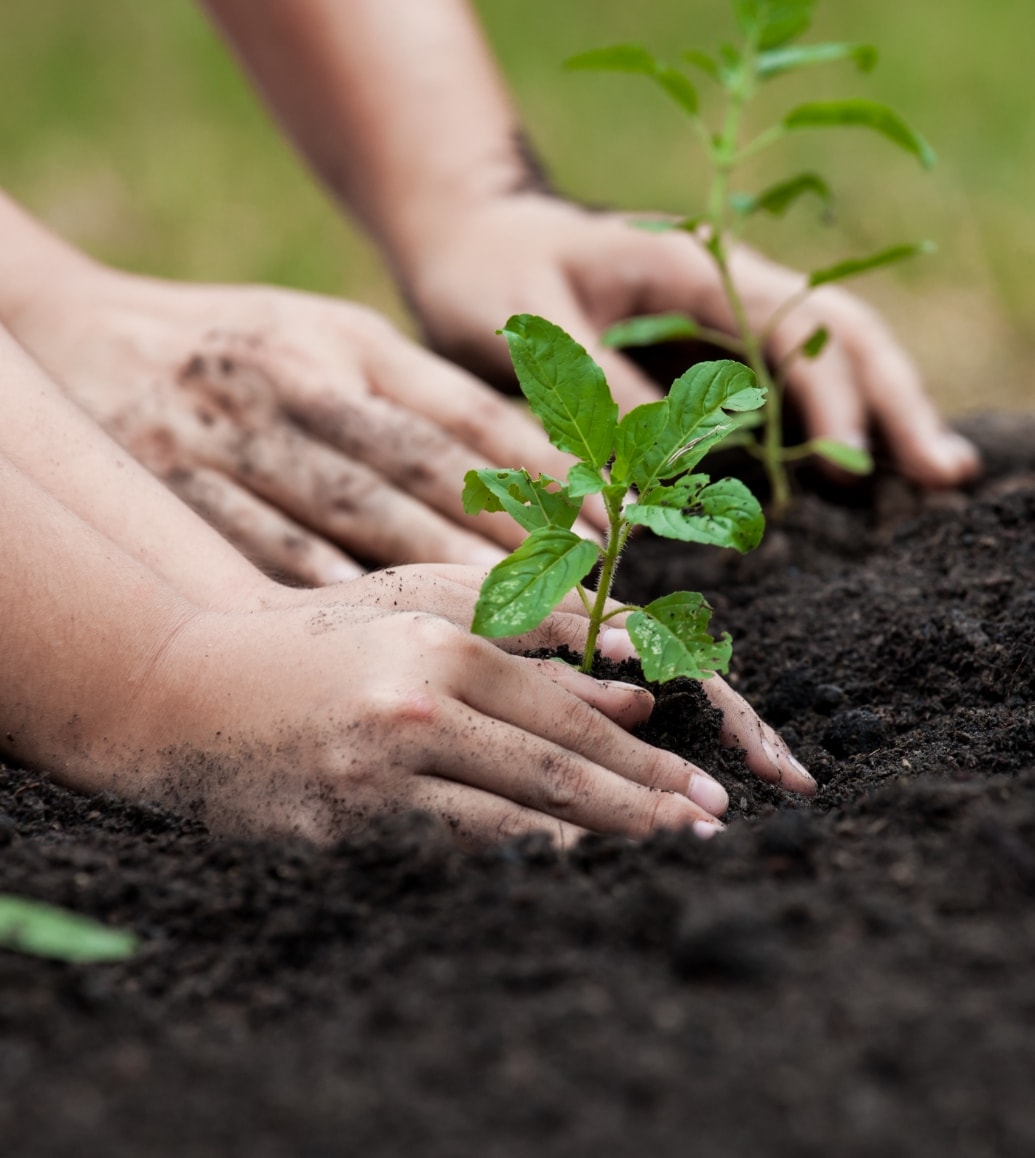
[535,754,594,815]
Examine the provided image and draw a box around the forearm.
[202,0,537,274]
[0,324,277,610]
[0,446,199,787]
[0,191,98,324]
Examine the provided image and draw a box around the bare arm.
[201,0,528,277]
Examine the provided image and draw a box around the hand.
[119,592,746,848]
[399,192,980,488]
[10,259,591,584]
[274,562,817,800]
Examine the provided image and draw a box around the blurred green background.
[1,0,1032,413]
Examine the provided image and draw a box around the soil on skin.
[3,413,1035,1158]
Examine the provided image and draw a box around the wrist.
[0,193,99,327]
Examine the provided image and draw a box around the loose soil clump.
[2,414,1034,1157]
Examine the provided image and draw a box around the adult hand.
[10,258,594,584]
[399,192,980,489]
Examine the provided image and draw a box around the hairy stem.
[580,492,626,674]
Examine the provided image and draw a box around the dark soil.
[3,412,1035,1158]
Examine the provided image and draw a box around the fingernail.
[688,772,729,817]
[761,737,781,769]
[936,431,980,474]
[692,819,725,841]
[328,561,363,583]
[840,430,870,451]
[788,754,815,784]
[598,626,638,662]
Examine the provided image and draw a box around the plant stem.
[702,41,792,515]
[580,493,626,674]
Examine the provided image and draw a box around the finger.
[453,646,730,819]
[702,676,816,796]
[344,330,613,532]
[769,320,869,461]
[168,466,363,585]
[397,776,590,850]
[208,418,512,567]
[838,319,981,487]
[517,656,656,731]
[179,350,519,562]
[419,695,727,837]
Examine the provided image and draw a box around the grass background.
[1,0,1032,413]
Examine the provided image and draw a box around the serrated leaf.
[602,313,702,350]
[801,325,830,359]
[499,315,618,469]
[627,592,732,681]
[628,477,765,552]
[623,361,766,482]
[808,241,934,288]
[734,0,815,50]
[731,171,833,219]
[463,468,580,533]
[808,438,874,474]
[0,894,138,963]
[671,360,764,416]
[567,462,607,498]
[613,398,672,489]
[756,41,877,80]
[784,99,936,168]
[471,529,600,638]
[565,43,698,118]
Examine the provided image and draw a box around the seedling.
[568,0,936,512]
[464,314,765,682]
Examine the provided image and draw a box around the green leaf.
[801,325,830,359]
[566,462,607,498]
[733,0,815,50]
[808,241,934,289]
[808,438,874,474]
[612,361,765,489]
[730,171,833,219]
[471,529,601,638]
[613,398,671,489]
[0,894,138,963]
[756,41,877,80]
[565,44,698,117]
[499,315,618,469]
[602,312,702,349]
[671,360,764,417]
[463,468,580,533]
[628,477,765,552]
[784,99,936,168]
[627,592,732,682]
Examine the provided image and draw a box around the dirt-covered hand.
[400,193,979,489]
[128,597,737,847]
[277,563,816,799]
[10,261,591,583]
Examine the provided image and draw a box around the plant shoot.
[464,314,765,682]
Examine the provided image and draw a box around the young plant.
[463,314,765,683]
[567,0,936,513]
